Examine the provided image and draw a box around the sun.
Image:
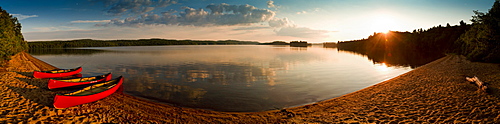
[370,13,397,33]
[381,30,390,34]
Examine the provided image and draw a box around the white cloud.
[296,11,307,14]
[23,1,334,42]
[268,17,295,27]
[295,8,320,15]
[267,1,275,8]
[32,26,80,32]
[71,20,111,23]
[266,0,281,9]
[99,3,276,27]
[10,14,38,20]
[23,25,292,42]
[274,27,332,39]
[24,24,334,42]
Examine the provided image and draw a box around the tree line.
[455,1,500,62]
[28,39,260,49]
[0,7,28,65]
[338,1,500,64]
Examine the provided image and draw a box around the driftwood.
[466,76,488,92]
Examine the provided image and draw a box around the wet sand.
[1,52,500,123]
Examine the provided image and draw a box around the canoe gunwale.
[40,67,82,74]
[53,76,123,109]
[49,73,111,83]
[47,73,112,89]
[57,76,122,96]
[33,67,82,78]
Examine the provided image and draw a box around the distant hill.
[28,39,260,49]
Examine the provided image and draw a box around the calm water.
[32,45,412,112]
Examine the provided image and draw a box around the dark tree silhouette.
[28,39,259,49]
[337,1,500,65]
[459,20,467,26]
[337,20,472,67]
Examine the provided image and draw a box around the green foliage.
[456,1,500,62]
[0,7,28,64]
[28,39,259,49]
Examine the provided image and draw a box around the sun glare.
[382,30,390,34]
[375,62,390,72]
[370,13,397,33]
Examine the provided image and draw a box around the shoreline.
[1,52,500,123]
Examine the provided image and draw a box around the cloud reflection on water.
[32,45,412,112]
[86,46,326,111]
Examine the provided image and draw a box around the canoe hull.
[48,73,112,89]
[53,77,123,109]
[33,67,82,78]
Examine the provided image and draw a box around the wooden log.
[466,76,487,92]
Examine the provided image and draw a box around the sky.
[0,0,495,42]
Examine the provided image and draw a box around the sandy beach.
[1,52,500,123]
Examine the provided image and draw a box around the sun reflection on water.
[375,62,390,72]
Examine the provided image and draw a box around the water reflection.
[374,63,390,73]
[29,48,108,55]
[105,61,303,111]
[337,48,443,68]
[31,45,413,112]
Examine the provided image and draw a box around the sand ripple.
[1,53,500,123]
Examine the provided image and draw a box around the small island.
[1,1,500,123]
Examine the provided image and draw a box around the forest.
[2,1,500,67]
[338,23,471,67]
[338,1,500,65]
[0,7,28,65]
[28,39,259,49]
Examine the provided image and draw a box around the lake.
[31,45,413,112]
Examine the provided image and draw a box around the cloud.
[82,1,333,42]
[296,11,307,14]
[71,20,111,23]
[232,26,271,31]
[10,14,38,20]
[23,25,288,42]
[268,17,295,27]
[32,26,80,32]
[99,3,276,27]
[96,0,178,16]
[23,24,333,42]
[267,1,275,8]
[296,8,320,15]
[274,27,332,39]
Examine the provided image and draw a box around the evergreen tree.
[456,1,500,62]
[0,7,28,64]
[459,20,466,26]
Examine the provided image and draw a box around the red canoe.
[33,67,82,78]
[53,76,123,109]
[48,73,112,89]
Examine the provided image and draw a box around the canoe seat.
[64,80,117,96]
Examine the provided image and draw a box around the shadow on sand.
[6,77,55,107]
[6,72,75,108]
[15,71,34,78]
